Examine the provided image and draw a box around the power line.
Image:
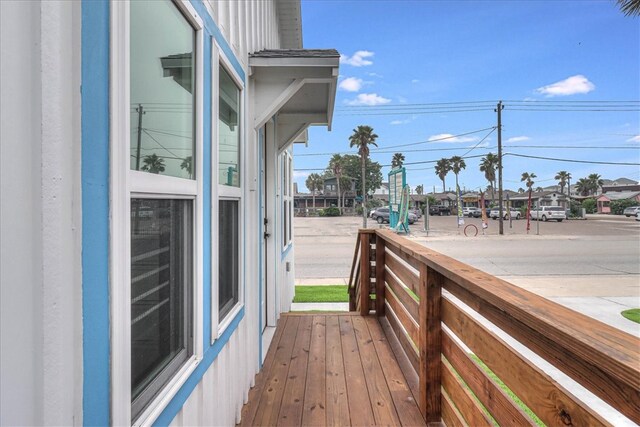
[369,126,496,151]
[459,127,496,158]
[504,153,640,166]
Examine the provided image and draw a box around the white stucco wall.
[0,1,82,425]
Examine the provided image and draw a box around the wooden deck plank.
[302,316,327,426]
[325,315,350,427]
[240,317,288,427]
[351,316,402,426]
[365,316,426,427]
[339,316,376,426]
[253,316,301,427]
[277,316,313,426]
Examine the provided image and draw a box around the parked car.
[429,205,451,216]
[369,208,377,218]
[489,207,521,220]
[636,212,640,221]
[623,206,640,217]
[462,207,482,218]
[371,207,416,224]
[410,208,422,219]
[530,206,566,222]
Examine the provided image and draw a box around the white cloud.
[368,72,383,78]
[627,135,640,143]
[535,74,595,97]
[411,79,420,83]
[506,136,530,143]
[293,171,310,180]
[427,133,478,143]
[345,93,391,106]
[339,77,363,92]
[340,50,374,67]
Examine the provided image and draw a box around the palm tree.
[617,0,640,16]
[141,154,166,174]
[535,186,544,193]
[329,154,344,210]
[576,178,591,196]
[349,125,379,227]
[555,170,570,195]
[305,173,323,211]
[391,152,405,169]
[518,187,525,194]
[479,153,498,202]
[449,156,466,192]
[434,158,451,192]
[415,184,424,195]
[521,172,536,191]
[588,173,603,195]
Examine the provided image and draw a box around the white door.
[260,128,267,333]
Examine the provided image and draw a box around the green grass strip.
[622,308,640,324]
[293,285,349,303]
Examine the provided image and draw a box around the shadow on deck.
[239,312,426,427]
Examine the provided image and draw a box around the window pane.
[130,199,193,419]
[219,200,239,319]
[130,0,195,179]
[219,67,240,187]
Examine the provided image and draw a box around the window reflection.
[219,66,240,187]
[130,0,195,179]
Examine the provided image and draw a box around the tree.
[349,125,379,227]
[555,170,571,195]
[588,173,603,195]
[576,178,591,196]
[181,156,192,176]
[521,172,536,191]
[141,154,166,174]
[535,186,544,192]
[479,153,499,202]
[329,154,344,209]
[434,158,451,192]
[415,184,424,195]
[518,187,525,193]
[617,0,640,16]
[305,173,324,210]
[335,154,382,198]
[391,152,405,169]
[449,155,466,193]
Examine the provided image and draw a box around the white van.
[530,206,566,222]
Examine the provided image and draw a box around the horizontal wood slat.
[385,252,419,295]
[441,388,465,427]
[441,358,493,427]
[442,297,609,427]
[385,272,419,322]
[442,330,534,426]
[385,241,422,272]
[385,303,419,373]
[385,283,419,346]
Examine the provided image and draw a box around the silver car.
[623,206,640,217]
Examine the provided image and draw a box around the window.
[282,152,292,248]
[214,55,243,333]
[117,0,202,423]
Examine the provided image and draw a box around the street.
[294,215,640,334]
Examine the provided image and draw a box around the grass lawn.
[293,285,349,303]
[622,308,640,324]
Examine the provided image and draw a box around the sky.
[294,0,640,194]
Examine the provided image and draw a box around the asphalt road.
[294,215,640,281]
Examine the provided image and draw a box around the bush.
[569,200,582,218]
[319,206,341,217]
[355,206,363,215]
[610,199,637,215]
[582,198,597,214]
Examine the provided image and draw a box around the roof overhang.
[249,49,339,151]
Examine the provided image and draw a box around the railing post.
[359,232,371,316]
[375,233,386,316]
[418,264,442,423]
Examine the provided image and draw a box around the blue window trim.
[81,0,250,424]
[81,1,110,425]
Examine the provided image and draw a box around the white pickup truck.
[530,206,566,222]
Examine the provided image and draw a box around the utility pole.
[135,103,145,170]
[496,100,504,235]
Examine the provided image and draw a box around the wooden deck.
[239,313,426,427]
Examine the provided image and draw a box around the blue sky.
[294,0,640,193]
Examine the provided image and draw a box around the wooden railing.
[348,229,640,426]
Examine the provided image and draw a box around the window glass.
[219,200,239,319]
[130,0,195,179]
[219,66,240,187]
[130,199,193,419]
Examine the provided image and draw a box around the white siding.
[0,1,82,425]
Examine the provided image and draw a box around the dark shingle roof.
[250,49,340,59]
